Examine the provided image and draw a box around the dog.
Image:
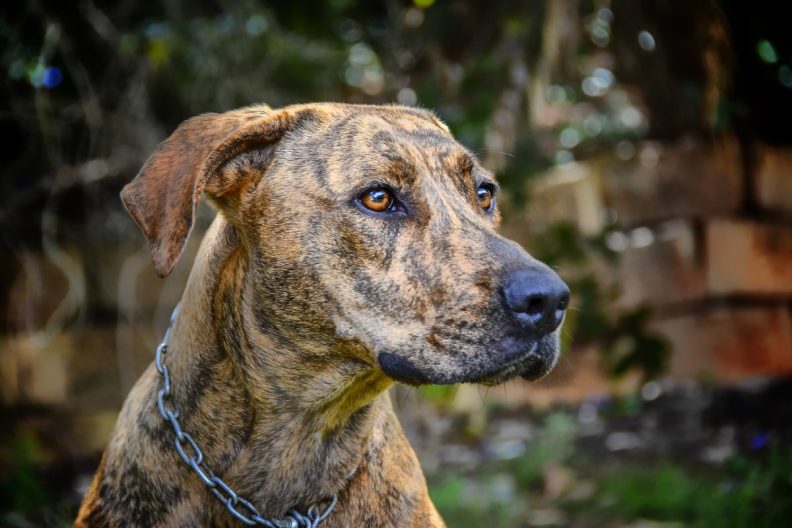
[75,103,569,527]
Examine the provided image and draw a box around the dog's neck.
[163,216,393,516]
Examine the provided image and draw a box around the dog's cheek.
[253,212,404,348]
[325,217,415,314]
[250,249,340,344]
[336,215,401,269]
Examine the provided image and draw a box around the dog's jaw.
[376,330,561,387]
[377,352,432,385]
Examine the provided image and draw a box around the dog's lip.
[378,351,431,385]
[469,333,560,385]
[519,358,555,381]
[466,339,541,385]
[378,343,538,386]
[377,332,559,386]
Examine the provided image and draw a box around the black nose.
[502,267,570,335]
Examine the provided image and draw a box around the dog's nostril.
[525,296,546,316]
[558,292,570,312]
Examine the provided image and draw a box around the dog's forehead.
[293,102,450,132]
[282,104,484,190]
[299,105,454,146]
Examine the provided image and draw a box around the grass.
[4,408,792,527]
[430,473,526,526]
[428,412,792,528]
[573,450,792,527]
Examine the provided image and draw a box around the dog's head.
[122,103,568,386]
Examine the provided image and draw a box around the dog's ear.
[121,106,293,277]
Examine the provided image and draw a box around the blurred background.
[1,0,791,526]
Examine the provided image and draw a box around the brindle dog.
[75,103,569,527]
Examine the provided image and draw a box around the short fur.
[75,103,564,527]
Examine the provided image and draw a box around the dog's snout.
[502,267,570,335]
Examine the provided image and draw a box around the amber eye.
[361,188,394,212]
[477,185,494,211]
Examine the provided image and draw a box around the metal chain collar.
[154,306,338,528]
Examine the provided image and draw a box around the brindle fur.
[75,103,563,527]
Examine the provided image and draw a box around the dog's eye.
[477,184,494,211]
[361,188,395,212]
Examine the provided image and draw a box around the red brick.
[613,220,706,309]
[755,146,792,215]
[706,219,792,296]
[653,305,792,382]
[602,135,742,226]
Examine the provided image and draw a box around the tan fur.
[76,103,564,527]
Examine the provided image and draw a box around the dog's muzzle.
[377,264,569,386]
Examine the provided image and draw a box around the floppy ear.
[121,105,292,277]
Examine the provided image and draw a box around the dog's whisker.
[546,356,576,385]
[478,149,516,159]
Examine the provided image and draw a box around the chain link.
[154,305,337,527]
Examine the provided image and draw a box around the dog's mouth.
[377,333,560,386]
[469,334,559,386]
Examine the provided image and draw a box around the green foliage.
[430,417,792,528]
[603,308,669,380]
[601,391,642,420]
[531,222,597,266]
[429,412,577,524]
[513,412,577,489]
[591,464,713,521]
[579,450,792,527]
[418,384,457,406]
[716,450,792,527]
[0,431,49,515]
[0,425,78,527]
[429,474,522,526]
